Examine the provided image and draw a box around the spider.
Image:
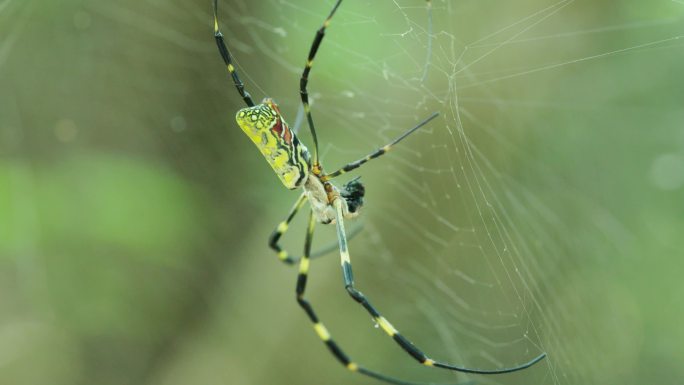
[213,1,547,384]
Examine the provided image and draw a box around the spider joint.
[345,286,364,303]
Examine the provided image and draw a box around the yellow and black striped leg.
[295,210,464,385]
[300,0,343,167]
[213,0,254,107]
[333,200,547,375]
[323,112,440,180]
[295,210,355,373]
[269,193,308,265]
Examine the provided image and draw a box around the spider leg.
[269,193,308,264]
[213,0,255,107]
[332,199,547,375]
[269,193,364,264]
[296,209,469,385]
[300,0,343,169]
[323,112,439,181]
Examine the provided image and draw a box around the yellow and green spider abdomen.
[236,99,310,189]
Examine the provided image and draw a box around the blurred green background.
[1,0,683,384]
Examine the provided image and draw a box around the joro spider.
[213,1,547,384]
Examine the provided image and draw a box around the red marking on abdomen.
[282,124,292,145]
[271,119,293,146]
[272,120,284,135]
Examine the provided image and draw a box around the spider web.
[1,1,683,385]
[228,2,680,385]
